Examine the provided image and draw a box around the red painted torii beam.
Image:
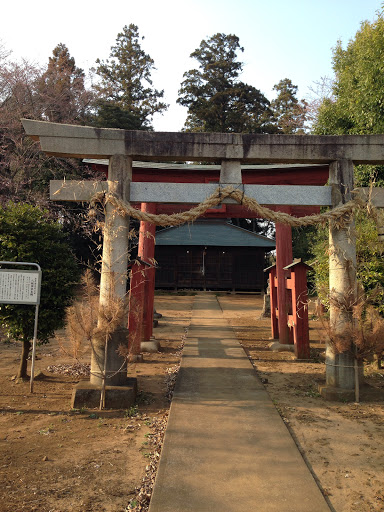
[90,160,328,351]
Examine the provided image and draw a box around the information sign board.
[0,270,41,305]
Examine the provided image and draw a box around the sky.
[0,0,382,131]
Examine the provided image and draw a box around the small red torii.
[267,259,312,359]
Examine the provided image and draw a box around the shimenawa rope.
[90,185,368,228]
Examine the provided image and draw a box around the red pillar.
[268,266,279,339]
[275,207,293,344]
[128,259,145,357]
[286,262,311,359]
[138,203,156,341]
[127,203,156,357]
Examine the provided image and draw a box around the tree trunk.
[18,338,31,379]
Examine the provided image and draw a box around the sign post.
[0,261,42,392]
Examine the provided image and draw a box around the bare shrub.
[323,287,384,363]
[65,269,131,409]
[64,270,99,359]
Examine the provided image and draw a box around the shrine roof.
[155,220,275,248]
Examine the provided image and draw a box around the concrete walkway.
[149,293,331,512]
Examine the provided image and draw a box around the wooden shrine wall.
[155,246,267,291]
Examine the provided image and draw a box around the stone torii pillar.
[90,155,132,387]
[320,160,357,399]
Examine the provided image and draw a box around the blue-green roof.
[156,220,275,248]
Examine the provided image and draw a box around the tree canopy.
[37,43,93,124]
[0,202,80,378]
[310,9,384,307]
[94,24,168,130]
[271,78,308,134]
[314,11,384,186]
[177,33,274,133]
[314,10,384,137]
[0,45,101,271]
[0,44,95,205]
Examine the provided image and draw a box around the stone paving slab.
[149,293,331,512]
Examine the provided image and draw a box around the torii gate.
[22,120,384,401]
[85,158,329,355]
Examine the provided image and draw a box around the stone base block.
[268,341,295,352]
[128,354,144,363]
[319,382,384,402]
[141,340,160,353]
[260,294,271,318]
[71,378,137,409]
[318,384,355,402]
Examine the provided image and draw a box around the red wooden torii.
[89,160,328,356]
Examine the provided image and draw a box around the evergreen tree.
[38,43,92,124]
[94,24,167,130]
[178,33,274,133]
[271,78,308,134]
[0,202,80,378]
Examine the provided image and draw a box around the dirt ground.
[0,295,194,512]
[1,293,384,512]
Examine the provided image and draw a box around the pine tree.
[94,24,167,130]
[177,33,274,133]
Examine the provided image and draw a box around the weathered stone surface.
[328,159,356,391]
[49,179,384,208]
[22,119,384,164]
[220,160,242,183]
[50,180,107,201]
[51,180,334,206]
[89,155,132,387]
[71,379,137,409]
[318,384,356,402]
